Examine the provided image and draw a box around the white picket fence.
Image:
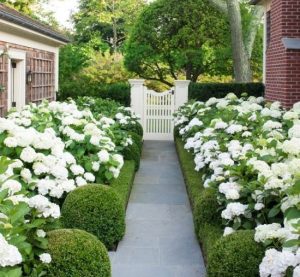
[129,79,190,141]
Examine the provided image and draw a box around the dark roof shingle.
[0,4,70,43]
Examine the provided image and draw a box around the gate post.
[174,80,191,110]
[129,79,145,124]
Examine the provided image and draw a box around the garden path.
[109,141,206,277]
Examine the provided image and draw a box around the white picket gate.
[143,88,175,140]
[129,79,190,141]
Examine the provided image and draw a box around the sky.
[44,0,79,28]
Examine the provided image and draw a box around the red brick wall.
[0,41,56,116]
[265,0,300,108]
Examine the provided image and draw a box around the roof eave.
[0,7,70,44]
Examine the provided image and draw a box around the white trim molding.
[7,49,26,111]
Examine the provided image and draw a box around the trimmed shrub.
[111,160,136,208]
[194,188,221,234]
[189,82,264,102]
[123,122,143,137]
[61,184,125,249]
[207,230,265,277]
[59,82,130,107]
[175,138,204,209]
[96,83,131,106]
[198,223,223,259]
[128,131,143,154]
[122,142,141,171]
[47,229,111,277]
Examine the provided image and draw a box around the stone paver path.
[109,141,206,277]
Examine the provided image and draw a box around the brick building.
[251,0,300,108]
[0,4,69,116]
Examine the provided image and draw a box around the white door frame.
[7,49,26,111]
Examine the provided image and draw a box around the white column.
[129,79,145,124]
[174,80,190,110]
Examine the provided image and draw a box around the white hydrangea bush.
[7,100,135,183]
[0,98,141,275]
[0,117,90,201]
[174,94,300,277]
[0,157,58,276]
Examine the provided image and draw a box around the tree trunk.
[226,0,252,83]
[111,0,118,54]
[112,20,118,54]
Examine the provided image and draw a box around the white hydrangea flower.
[20,168,32,182]
[254,203,265,211]
[289,124,300,138]
[39,253,52,264]
[98,150,110,163]
[226,124,244,134]
[70,164,85,176]
[259,249,298,277]
[0,234,22,267]
[282,138,300,155]
[92,161,100,172]
[4,137,18,148]
[28,195,60,219]
[223,227,235,236]
[37,229,46,238]
[1,180,22,195]
[219,182,241,200]
[84,172,95,182]
[76,176,87,187]
[221,202,248,220]
[20,146,37,163]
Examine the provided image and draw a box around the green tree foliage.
[124,0,231,86]
[0,0,61,29]
[81,51,134,83]
[74,0,146,52]
[58,43,92,97]
[58,44,134,100]
[0,0,38,15]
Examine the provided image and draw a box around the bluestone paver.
[110,141,206,277]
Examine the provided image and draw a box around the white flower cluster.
[0,117,91,198]
[259,248,300,277]
[174,95,300,277]
[8,100,128,182]
[0,233,22,267]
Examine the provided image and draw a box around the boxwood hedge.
[47,229,111,277]
[175,137,265,276]
[61,184,125,249]
[189,82,264,102]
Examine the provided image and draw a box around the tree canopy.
[74,0,146,52]
[124,0,231,86]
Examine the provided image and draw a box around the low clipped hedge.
[59,82,130,107]
[111,160,136,208]
[207,230,265,277]
[175,137,265,275]
[128,131,143,154]
[123,122,144,137]
[175,137,204,209]
[194,188,221,234]
[61,184,125,249]
[47,229,111,277]
[122,142,141,171]
[189,82,264,102]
